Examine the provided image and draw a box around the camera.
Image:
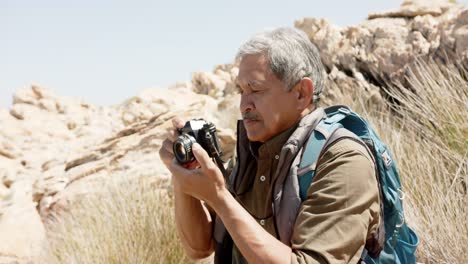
[173,119,223,165]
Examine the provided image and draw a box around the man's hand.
[159,118,199,172]
[159,118,228,206]
[158,117,215,258]
[169,142,228,206]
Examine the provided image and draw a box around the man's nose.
[240,93,255,113]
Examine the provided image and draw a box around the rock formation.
[296,0,467,102]
[0,0,466,262]
[0,84,239,262]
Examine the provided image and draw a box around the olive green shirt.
[232,126,380,264]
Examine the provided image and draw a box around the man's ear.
[295,77,314,111]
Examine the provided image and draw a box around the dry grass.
[43,60,466,264]
[382,61,467,264]
[42,179,190,264]
[327,59,467,263]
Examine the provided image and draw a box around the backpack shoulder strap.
[298,104,374,201]
[298,110,351,200]
[299,105,404,261]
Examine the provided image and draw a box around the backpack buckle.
[338,107,351,115]
[381,149,393,169]
[324,108,349,125]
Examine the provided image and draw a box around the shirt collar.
[248,122,299,161]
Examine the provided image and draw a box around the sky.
[1,0,466,108]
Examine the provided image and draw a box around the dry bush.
[43,179,190,264]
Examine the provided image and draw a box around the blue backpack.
[298,105,419,264]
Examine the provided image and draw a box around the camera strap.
[213,153,228,178]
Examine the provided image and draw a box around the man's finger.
[169,158,195,181]
[192,143,217,173]
[168,129,179,141]
[172,117,185,129]
[162,139,174,155]
[159,144,174,168]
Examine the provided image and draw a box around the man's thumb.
[192,143,213,171]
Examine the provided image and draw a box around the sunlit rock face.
[295,0,467,102]
[0,83,239,262]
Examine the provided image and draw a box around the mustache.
[242,112,260,120]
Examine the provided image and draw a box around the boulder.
[295,0,467,97]
[0,180,47,262]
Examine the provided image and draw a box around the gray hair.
[235,27,325,103]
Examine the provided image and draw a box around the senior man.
[159,27,380,264]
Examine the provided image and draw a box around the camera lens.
[173,134,197,164]
[174,142,186,157]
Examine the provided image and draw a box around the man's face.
[236,54,301,142]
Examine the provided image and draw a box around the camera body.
[173,119,223,164]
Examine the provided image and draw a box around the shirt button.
[260,175,266,182]
[275,155,279,160]
[260,219,265,226]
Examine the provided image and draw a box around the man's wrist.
[208,187,232,213]
[174,183,199,203]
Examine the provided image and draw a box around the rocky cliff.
[0,0,466,262]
